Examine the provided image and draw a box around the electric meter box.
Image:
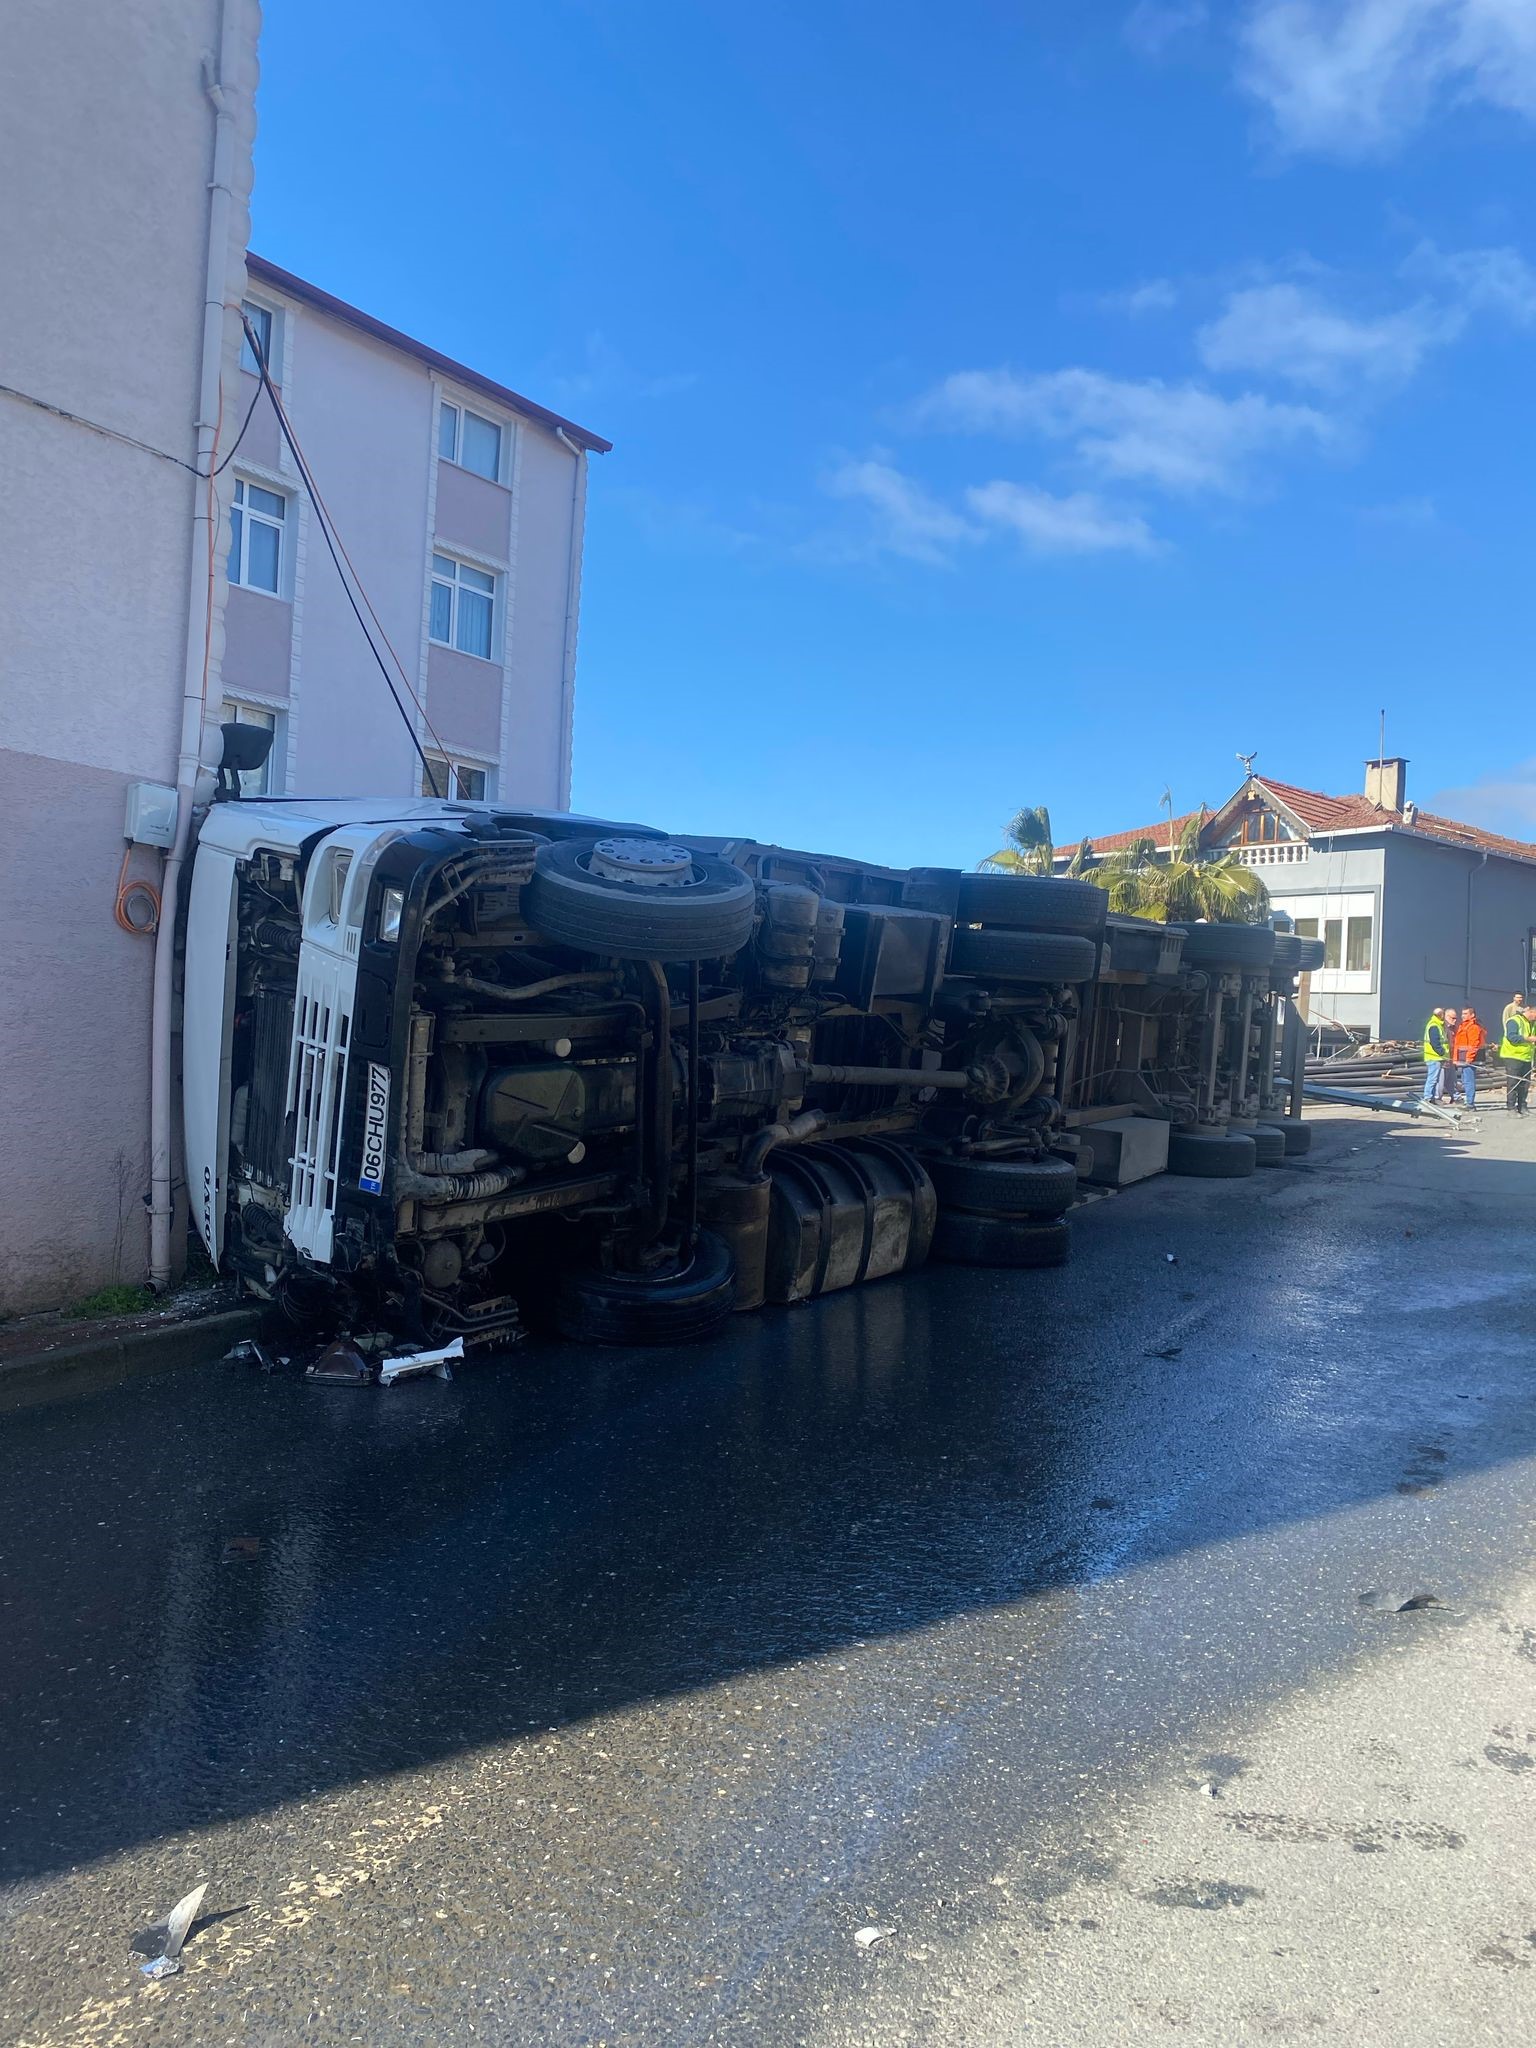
[125,781,178,849]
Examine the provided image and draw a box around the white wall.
[222,293,587,809]
[0,0,259,1311]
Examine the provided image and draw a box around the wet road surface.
[3,1110,1535,2043]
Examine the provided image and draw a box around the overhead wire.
[239,311,449,797]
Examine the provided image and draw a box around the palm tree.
[980,804,1055,876]
[1091,814,1267,923]
[980,802,1267,923]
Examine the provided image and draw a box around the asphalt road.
[3,1106,1535,2045]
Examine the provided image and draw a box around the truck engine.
[183,798,1106,1349]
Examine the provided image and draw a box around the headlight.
[378,885,405,943]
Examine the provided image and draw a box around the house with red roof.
[1056,757,1536,1041]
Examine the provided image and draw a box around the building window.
[438,400,503,481]
[1293,918,1318,940]
[240,299,275,377]
[229,478,286,593]
[219,700,278,795]
[1345,915,1373,973]
[420,753,489,801]
[429,552,495,659]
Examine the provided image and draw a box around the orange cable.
[115,844,161,935]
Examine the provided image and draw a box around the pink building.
[0,0,606,1314]
[223,258,608,810]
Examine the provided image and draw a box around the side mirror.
[216,720,274,800]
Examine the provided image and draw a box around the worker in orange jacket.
[1452,1008,1487,1106]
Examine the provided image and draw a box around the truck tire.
[555,1231,736,1345]
[1275,1114,1312,1156]
[955,874,1106,935]
[526,839,756,963]
[926,1153,1077,1218]
[931,1210,1072,1268]
[1251,1124,1286,1167]
[1270,932,1302,971]
[1173,922,1277,970]
[949,928,1098,984]
[1166,1128,1257,1178]
[1295,937,1327,972]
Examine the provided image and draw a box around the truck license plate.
[359,1062,390,1193]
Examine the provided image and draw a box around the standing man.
[1498,1003,1533,1117]
[1442,1009,1459,1100]
[1453,1007,1487,1106]
[1504,992,1526,1032]
[1422,1007,1452,1102]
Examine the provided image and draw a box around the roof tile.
[1058,777,1536,866]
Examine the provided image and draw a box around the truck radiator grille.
[285,969,353,1260]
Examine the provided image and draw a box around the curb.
[0,1307,264,1407]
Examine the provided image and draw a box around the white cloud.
[1403,239,1536,322]
[819,457,979,564]
[967,482,1160,554]
[915,367,1332,493]
[1103,277,1181,315]
[1124,1,1209,57]
[1427,758,1536,837]
[1238,0,1536,156]
[1196,281,1451,387]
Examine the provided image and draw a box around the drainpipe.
[1463,851,1488,1008]
[148,2,244,1289]
[554,427,587,809]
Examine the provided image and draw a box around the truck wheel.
[954,874,1105,935]
[926,1153,1077,1217]
[525,839,756,963]
[1166,1128,1257,1178]
[1173,922,1276,970]
[931,1211,1072,1268]
[948,928,1098,984]
[555,1231,736,1345]
[1251,1124,1286,1167]
[1269,932,1302,971]
[1295,937,1327,972]
[1275,1115,1312,1156]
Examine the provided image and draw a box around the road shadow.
[3,1117,1534,1885]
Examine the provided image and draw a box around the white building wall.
[0,0,259,1312]
[221,286,588,810]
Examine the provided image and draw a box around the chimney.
[1364,756,1407,812]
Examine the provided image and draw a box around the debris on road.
[853,1925,895,1949]
[305,1338,373,1387]
[135,1882,207,1980]
[1398,1592,1442,1612]
[379,1337,462,1386]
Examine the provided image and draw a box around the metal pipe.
[553,427,588,808]
[800,1062,973,1090]
[150,0,249,1287]
[1463,850,1489,1007]
[684,961,701,1251]
[743,1110,827,1182]
[449,969,616,1005]
[624,962,673,1250]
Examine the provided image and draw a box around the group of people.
[1422,994,1535,1113]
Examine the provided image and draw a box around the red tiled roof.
[1056,810,1202,858]
[1057,777,1536,866]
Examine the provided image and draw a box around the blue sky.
[252,0,1536,868]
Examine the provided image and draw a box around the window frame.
[420,752,493,802]
[428,550,497,661]
[239,297,279,378]
[1270,892,1377,995]
[228,476,288,596]
[437,397,505,483]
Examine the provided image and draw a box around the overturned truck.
[184,797,1313,1349]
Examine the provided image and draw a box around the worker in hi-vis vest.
[1498,1004,1534,1118]
[1422,1008,1452,1103]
